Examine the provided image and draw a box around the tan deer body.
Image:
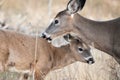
[0,30,94,80]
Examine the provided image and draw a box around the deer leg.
[0,62,6,72]
[33,58,52,80]
[0,62,4,72]
[0,50,9,72]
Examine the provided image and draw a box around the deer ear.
[63,34,74,42]
[67,0,86,14]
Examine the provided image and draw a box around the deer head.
[42,0,86,41]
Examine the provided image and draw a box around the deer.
[42,0,120,64]
[0,30,94,80]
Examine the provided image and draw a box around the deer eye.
[54,19,59,25]
[78,48,83,51]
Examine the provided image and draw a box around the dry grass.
[0,0,120,80]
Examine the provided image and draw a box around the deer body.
[43,0,120,63]
[0,30,94,80]
[73,14,120,59]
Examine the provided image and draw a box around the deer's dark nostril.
[87,58,95,64]
[41,33,46,38]
[89,58,93,61]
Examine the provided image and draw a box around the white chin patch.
[48,40,52,43]
[88,61,93,64]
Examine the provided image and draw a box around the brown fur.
[0,30,92,80]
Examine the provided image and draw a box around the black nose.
[87,58,95,64]
[46,37,52,41]
[41,33,46,38]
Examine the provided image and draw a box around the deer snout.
[86,57,95,64]
[41,32,52,42]
[41,32,51,38]
[41,33,46,38]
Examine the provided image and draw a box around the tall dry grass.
[0,0,120,80]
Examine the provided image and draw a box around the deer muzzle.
[41,32,52,42]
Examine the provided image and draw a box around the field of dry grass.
[0,0,120,80]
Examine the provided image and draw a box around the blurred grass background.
[0,0,120,80]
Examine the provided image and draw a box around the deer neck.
[72,14,113,55]
[51,45,76,70]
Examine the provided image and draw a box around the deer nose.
[86,58,95,64]
[41,32,51,39]
[41,32,52,43]
[41,33,46,38]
